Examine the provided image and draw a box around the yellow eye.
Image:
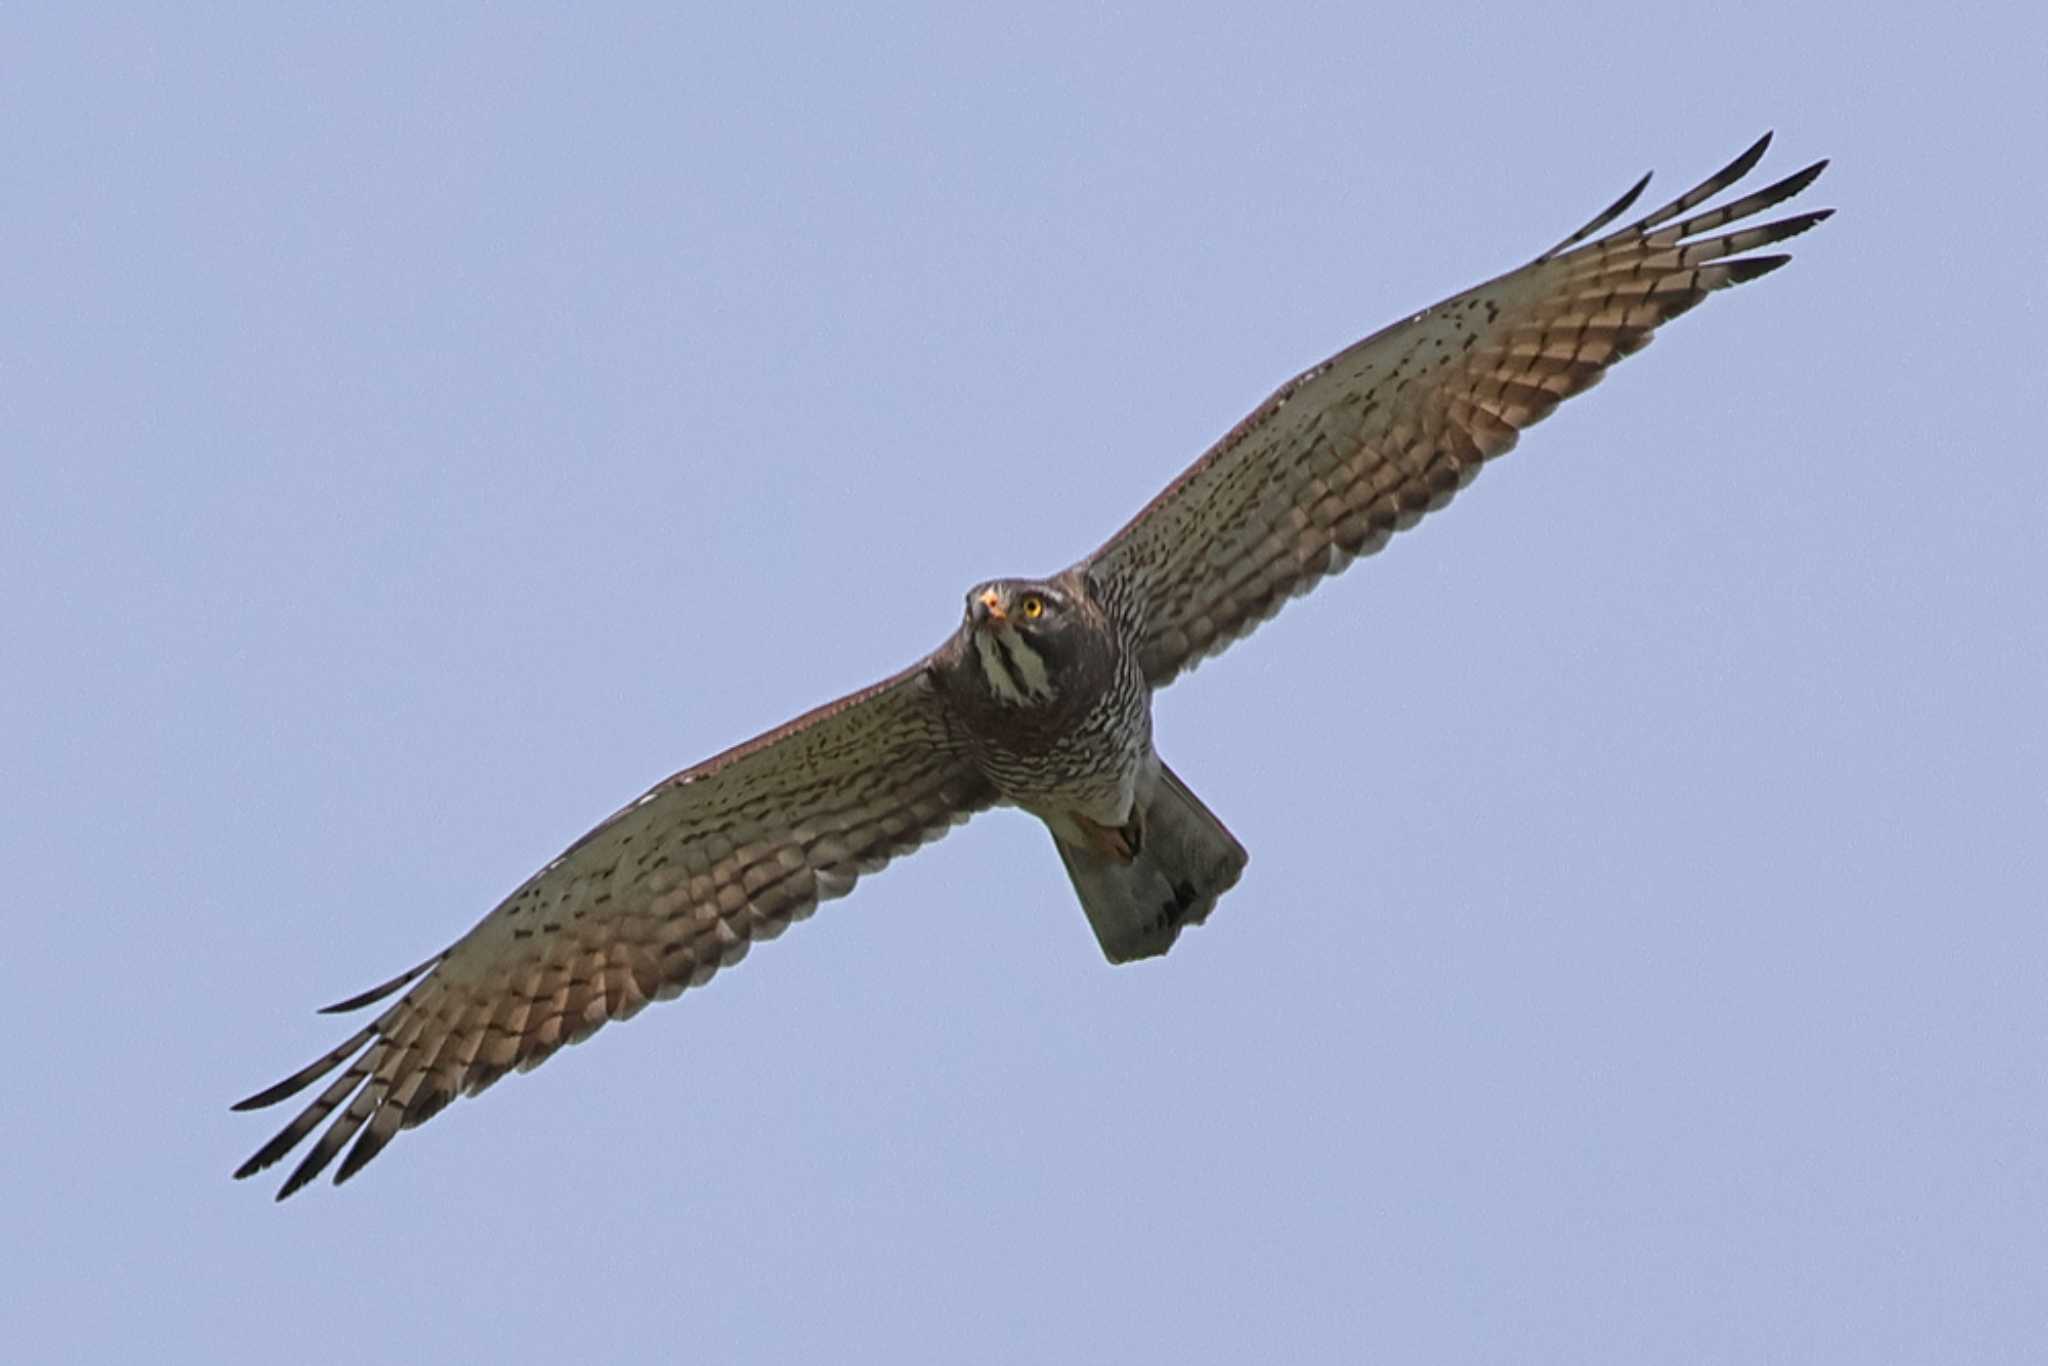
[1020,595,1045,620]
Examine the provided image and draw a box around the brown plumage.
[235,133,1830,1198]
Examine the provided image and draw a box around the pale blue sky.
[6,5,2044,1362]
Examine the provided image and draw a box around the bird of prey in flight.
[235,133,1831,1199]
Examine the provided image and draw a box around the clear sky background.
[6,5,2044,1362]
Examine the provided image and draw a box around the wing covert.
[1084,133,1831,686]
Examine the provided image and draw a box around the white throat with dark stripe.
[974,627,1056,706]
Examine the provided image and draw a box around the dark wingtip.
[232,1119,306,1179]
[275,1154,323,1201]
[319,954,442,1014]
[1539,167,1656,261]
[1791,207,1836,233]
[1775,159,1831,201]
[1713,131,1774,190]
[333,1121,396,1188]
[1620,168,1654,209]
[1724,254,1793,284]
[231,1081,294,1112]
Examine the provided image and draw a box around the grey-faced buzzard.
[236,134,1830,1198]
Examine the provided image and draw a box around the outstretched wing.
[234,660,992,1199]
[1084,133,1831,687]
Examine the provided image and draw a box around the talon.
[1073,813,1140,863]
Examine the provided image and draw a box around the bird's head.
[960,577,1080,707]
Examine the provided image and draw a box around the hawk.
[236,134,1830,1198]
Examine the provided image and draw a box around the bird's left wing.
[234,659,992,1199]
[1083,134,1831,687]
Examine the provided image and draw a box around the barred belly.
[976,675,1150,826]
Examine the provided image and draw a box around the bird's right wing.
[1082,133,1831,688]
[233,658,993,1199]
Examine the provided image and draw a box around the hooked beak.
[975,588,1007,626]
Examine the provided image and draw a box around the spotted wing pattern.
[234,663,992,1199]
[1085,133,1830,687]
